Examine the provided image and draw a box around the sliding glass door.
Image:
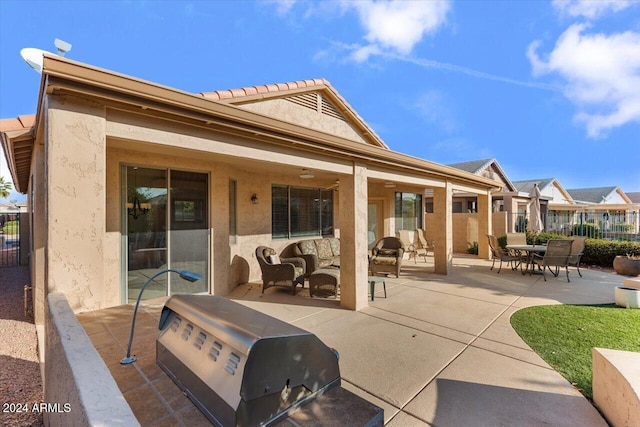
[124,166,208,303]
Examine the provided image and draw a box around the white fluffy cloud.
[271,1,451,62]
[347,1,451,61]
[528,23,640,137]
[552,0,638,19]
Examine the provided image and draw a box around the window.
[272,185,333,238]
[395,192,422,230]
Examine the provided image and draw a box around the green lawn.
[511,304,640,401]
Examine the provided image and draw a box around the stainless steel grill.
[156,294,341,427]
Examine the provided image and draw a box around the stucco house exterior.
[0,54,499,328]
[512,181,640,236]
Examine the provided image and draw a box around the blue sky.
[1,0,639,203]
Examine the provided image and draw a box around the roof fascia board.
[41,55,498,190]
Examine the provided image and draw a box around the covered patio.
[75,257,618,426]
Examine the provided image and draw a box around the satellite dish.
[20,39,72,74]
[20,48,49,74]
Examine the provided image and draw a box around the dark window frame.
[395,192,423,230]
[272,185,334,239]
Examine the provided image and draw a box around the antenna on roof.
[20,38,72,74]
[54,38,72,56]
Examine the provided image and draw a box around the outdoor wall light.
[251,193,259,204]
[121,269,202,365]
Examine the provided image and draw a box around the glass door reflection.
[126,167,168,302]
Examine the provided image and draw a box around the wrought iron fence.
[0,213,20,267]
[509,209,640,242]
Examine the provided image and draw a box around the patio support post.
[477,190,491,260]
[433,181,453,274]
[339,163,369,310]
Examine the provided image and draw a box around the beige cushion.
[315,239,333,260]
[328,238,340,257]
[299,240,318,256]
[374,256,397,266]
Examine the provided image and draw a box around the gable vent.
[286,93,347,122]
[287,93,319,111]
[321,96,346,121]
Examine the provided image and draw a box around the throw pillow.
[269,255,281,264]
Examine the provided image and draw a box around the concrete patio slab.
[294,308,467,408]
[76,256,624,426]
[403,346,608,427]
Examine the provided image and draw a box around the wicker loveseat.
[294,237,341,275]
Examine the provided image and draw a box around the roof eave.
[18,55,499,191]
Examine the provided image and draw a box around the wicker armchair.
[369,237,405,278]
[255,246,306,295]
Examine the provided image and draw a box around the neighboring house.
[511,178,575,234]
[0,54,499,327]
[445,158,519,213]
[564,186,639,235]
[566,186,631,205]
[627,192,640,204]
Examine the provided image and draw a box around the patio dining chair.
[531,239,573,282]
[414,228,435,262]
[396,230,418,263]
[486,234,523,273]
[567,236,586,277]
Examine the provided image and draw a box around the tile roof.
[0,115,36,132]
[200,79,329,101]
[566,187,619,204]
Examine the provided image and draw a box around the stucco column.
[46,95,106,312]
[477,190,491,260]
[503,195,517,232]
[433,182,453,274]
[339,163,369,310]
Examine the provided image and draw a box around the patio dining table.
[506,244,547,275]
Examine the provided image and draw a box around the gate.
[0,213,20,267]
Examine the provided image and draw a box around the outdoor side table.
[368,276,387,301]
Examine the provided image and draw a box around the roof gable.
[448,158,516,192]
[200,79,388,149]
[567,186,631,204]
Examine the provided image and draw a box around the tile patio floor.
[76,256,623,426]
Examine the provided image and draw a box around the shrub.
[582,239,640,267]
[497,235,507,249]
[467,241,478,255]
[526,232,567,245]
[2,220,18,235]
[571,222,602,239]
